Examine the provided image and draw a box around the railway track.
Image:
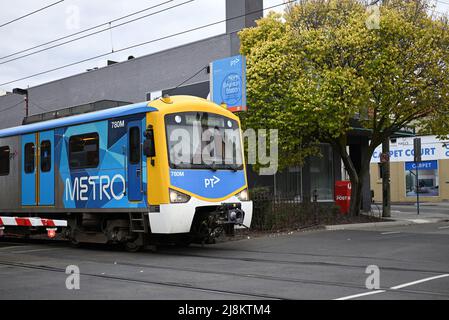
[0,260,285,300]
[3,236,449,276]
[155,250,449,276]
[3,237,449,276]
[2,239,449,299]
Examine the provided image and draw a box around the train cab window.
[24,143,35,173]
[0,146,10,176]
[129,127,140,164]
[69,133,99,169]
[40,140,51,172]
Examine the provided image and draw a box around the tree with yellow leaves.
[239,0,449,215]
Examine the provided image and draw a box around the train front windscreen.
[165,112,244,170]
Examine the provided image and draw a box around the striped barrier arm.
[0,216,67,227]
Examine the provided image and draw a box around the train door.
[127,121,143,201]
[21,131,55,206]
[38,131,54,206]
[21,133,37,206]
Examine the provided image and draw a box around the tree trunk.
[355,159,371,215]
[332,138,360,216]
[332,137,372,216]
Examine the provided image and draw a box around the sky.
[0,0,448,92]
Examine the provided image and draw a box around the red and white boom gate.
[0,216,67,238]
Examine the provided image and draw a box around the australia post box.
[335,181,351,214]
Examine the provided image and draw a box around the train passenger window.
[24,143,35,173]
[0,146,10,176]
[69,133,99,169]
[129,127,140,164]
[40,140,51,172]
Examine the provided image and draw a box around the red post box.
[335,181,351,214]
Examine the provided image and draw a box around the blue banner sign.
[210,55,247,112]
[405,160,438,171]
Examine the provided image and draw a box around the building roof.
[0,101,157,138]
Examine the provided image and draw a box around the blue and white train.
[0,96,252,250]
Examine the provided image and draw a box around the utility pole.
[12,88,29,117]
[24,93,28,117]
[381,137,391,218]
[414,138,422,215]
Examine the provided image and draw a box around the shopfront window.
[274,166,302,201]
[405,160,439,197]
[310,144,334,201]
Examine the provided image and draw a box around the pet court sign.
[210,55,247,112]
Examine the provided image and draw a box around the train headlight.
[236,188,249,201]
[169,188,191,203]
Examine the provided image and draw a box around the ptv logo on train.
[204,175,220,188]
[65,174,126,201]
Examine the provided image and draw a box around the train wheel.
[69,235,83,248]
[124,240,142,252]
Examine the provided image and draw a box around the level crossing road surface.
[0,221,448,300]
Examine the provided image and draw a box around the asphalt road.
[1,221,449,300]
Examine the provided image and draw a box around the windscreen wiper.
[204,162,217,172]
[224,164,239,172]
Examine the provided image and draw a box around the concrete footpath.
[326,203,449,230]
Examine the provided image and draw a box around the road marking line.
[334,290,386,300]
[335,274,449,300]
[390,274,449,290]
[410,219,431,224]
[381,231,401,235]
[438,226,449,229]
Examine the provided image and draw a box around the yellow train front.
[146,96,253,244]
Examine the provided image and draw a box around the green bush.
[250,188,341,231]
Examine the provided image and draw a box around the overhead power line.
[29,100,49,112]
[0,0,194,66]
[0,0,64,29]
[5,0,440,88]
[2,0,447,65]
[0,100,23,113]
[0,98,49,115]
[0,0,175,61]
[0,0,295,87]
[174,66,208,89]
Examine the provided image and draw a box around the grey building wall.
[0,34,233,129]
[30,34,231,109]
[0,93,29,131]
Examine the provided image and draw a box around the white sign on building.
[371,135,449,163]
